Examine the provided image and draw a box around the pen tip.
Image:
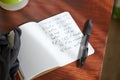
[79,59,84,67]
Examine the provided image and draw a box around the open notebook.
[18,12,94,80]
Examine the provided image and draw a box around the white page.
[38,12,94,66]
[18,22,60,80]
[18,12,95,80]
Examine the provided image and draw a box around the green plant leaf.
[113,7,120,19]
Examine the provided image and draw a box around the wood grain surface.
[0,0,114,80]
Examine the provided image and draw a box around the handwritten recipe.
[39,13,83,52]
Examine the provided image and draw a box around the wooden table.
[0,0,114,80]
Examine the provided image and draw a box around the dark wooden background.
[0,0,114,80]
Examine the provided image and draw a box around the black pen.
[79,20,92,67]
